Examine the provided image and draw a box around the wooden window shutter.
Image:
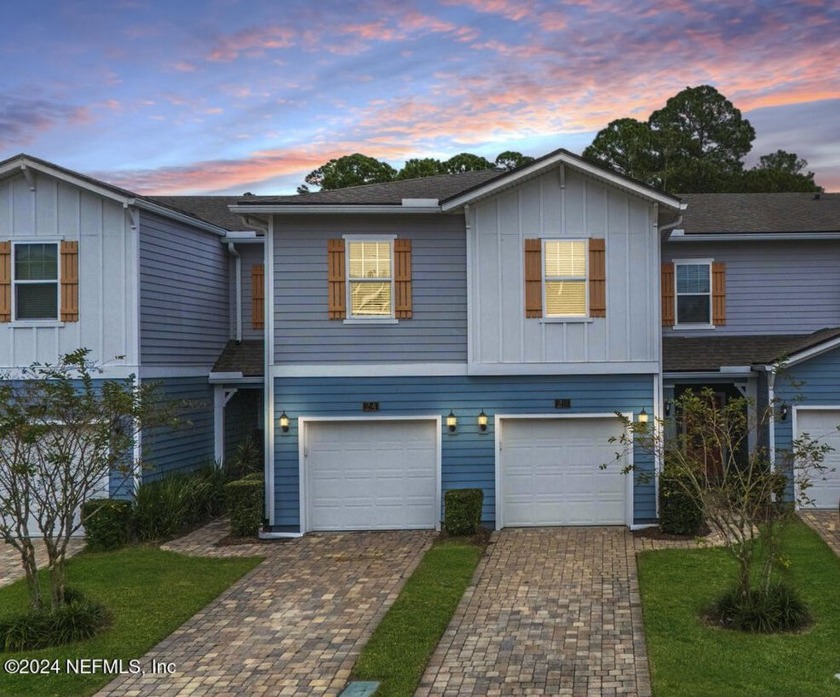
[588,238,606,318]
[661,262,675,326]
[394,239,412,319]
[0,241,10,322]
[524,239,542,318]
[327,239,346,319]
[712,262,726,326]
[251,264,264,329]
[60,240,79,322]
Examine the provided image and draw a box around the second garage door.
[499,417,628,527]
[796,409,840,509]
[304,419,439,531]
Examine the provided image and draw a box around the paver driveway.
[97,524,433,697]
[0,538,84,588]
[416,527,650,697]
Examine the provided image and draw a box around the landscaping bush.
[225,477,264,537]
[659,470,704,535]
[707,581,811,633]
[0,588,111,652]
[133,466,226,541]
[81,499,133,551]
[223,434,263,480]
[443,488,483,537]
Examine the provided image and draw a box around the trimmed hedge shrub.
[659,470,704,535]
[707,581,811,632]
[225,478,264,537]
[81,499,133,551]
[444,488,483,537]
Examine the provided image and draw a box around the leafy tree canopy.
[303,153,397,191]
[443,152,494,173]
[495,150,535,170]
[396,157,446,180]
[583,85,822,193]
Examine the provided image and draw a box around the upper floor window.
[544,240,587,317]
[662,259,725,328]
[327,236,412,321]
[675,262,711,325]
[14,242,59,320]
[348,240,393,318]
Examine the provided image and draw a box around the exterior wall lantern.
[779,404,788,421]
[638,408,649,424]
[477,410,488,432]
[446,410,458,433]
[279,411,290,433]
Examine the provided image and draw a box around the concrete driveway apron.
[416,527,651,697]
[97,524,433,697]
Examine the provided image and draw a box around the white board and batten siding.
[300,418,440,532]
[469,168,660,373]
[496,414,632,528]
[0,170,138,370]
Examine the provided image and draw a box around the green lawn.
[638,519,840,697]
[0,546,261,697]
[352,539,484,697]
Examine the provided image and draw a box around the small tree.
[0,349,179,612]
[609,386,830,629]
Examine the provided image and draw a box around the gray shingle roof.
[663,327,840,371]
[679,193,840,234]
[149,196,258,232]
[212,340,264,376]
[238,169,504,206]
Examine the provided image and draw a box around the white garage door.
[304,419,438,531]
[499,417,628,527]
[796,410,840,509]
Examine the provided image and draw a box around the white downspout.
[767,367,777,473]
[227,242,242,343]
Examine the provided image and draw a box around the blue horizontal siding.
[273,374,655,530]
[141,377,215,481]
[774,347,840,498]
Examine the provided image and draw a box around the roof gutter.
[229,204,444,215]
[668,231,840,242]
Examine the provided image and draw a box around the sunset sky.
[2,0,838,195]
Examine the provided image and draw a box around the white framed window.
[13,242,59,321]
[543,239,587,317]
[346,236,395,319]
[675,261,712,325]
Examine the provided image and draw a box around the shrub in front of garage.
[658,468,704,536]
[443,488,483,537]
[225,475,264,537]
[81,499,133,551]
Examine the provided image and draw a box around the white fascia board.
[467,361,660,376]
[270,363,467,378]
[137,366,212,378]
[223,231,264,242]
[229,204,442,215]
[668,231,840,242]
[781,336,840,368]
[0,158,134,205]
[133,200,228,236]
[441,152,683,212]
[719,366,756,374]
[663,370,746,380]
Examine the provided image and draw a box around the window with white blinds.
[543,240,587,317]
[348,240,393,317]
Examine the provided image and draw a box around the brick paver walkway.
[0,538,84,588]
[97,524,433,697]
[800,509,840,556]
[417,527,651,697]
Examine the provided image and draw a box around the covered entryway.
[497,415,630,528]
[795,408,840,508]
[302,418,440,532]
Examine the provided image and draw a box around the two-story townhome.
[0,154,263,520]
[232,149,685,535]
[662,192,840,509]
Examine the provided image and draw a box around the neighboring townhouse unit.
[232,149,685,535]
[662,192,840,508]
[0,155,263,514]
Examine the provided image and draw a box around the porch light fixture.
[779,404,788,421]
[664,400,672,417]
[279,411,290,433]
[446,410,458,433]
[477,410,488,432]
[638,408,649,424]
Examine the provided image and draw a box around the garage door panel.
[797,410,840,509]
[306,420,438,531]
[500,417,627,527]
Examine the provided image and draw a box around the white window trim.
[11,240,62,324]
[673,258,714,328]
[542,238,589,319]
[342,234,397,322]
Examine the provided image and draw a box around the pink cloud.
[207,25,295,62]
